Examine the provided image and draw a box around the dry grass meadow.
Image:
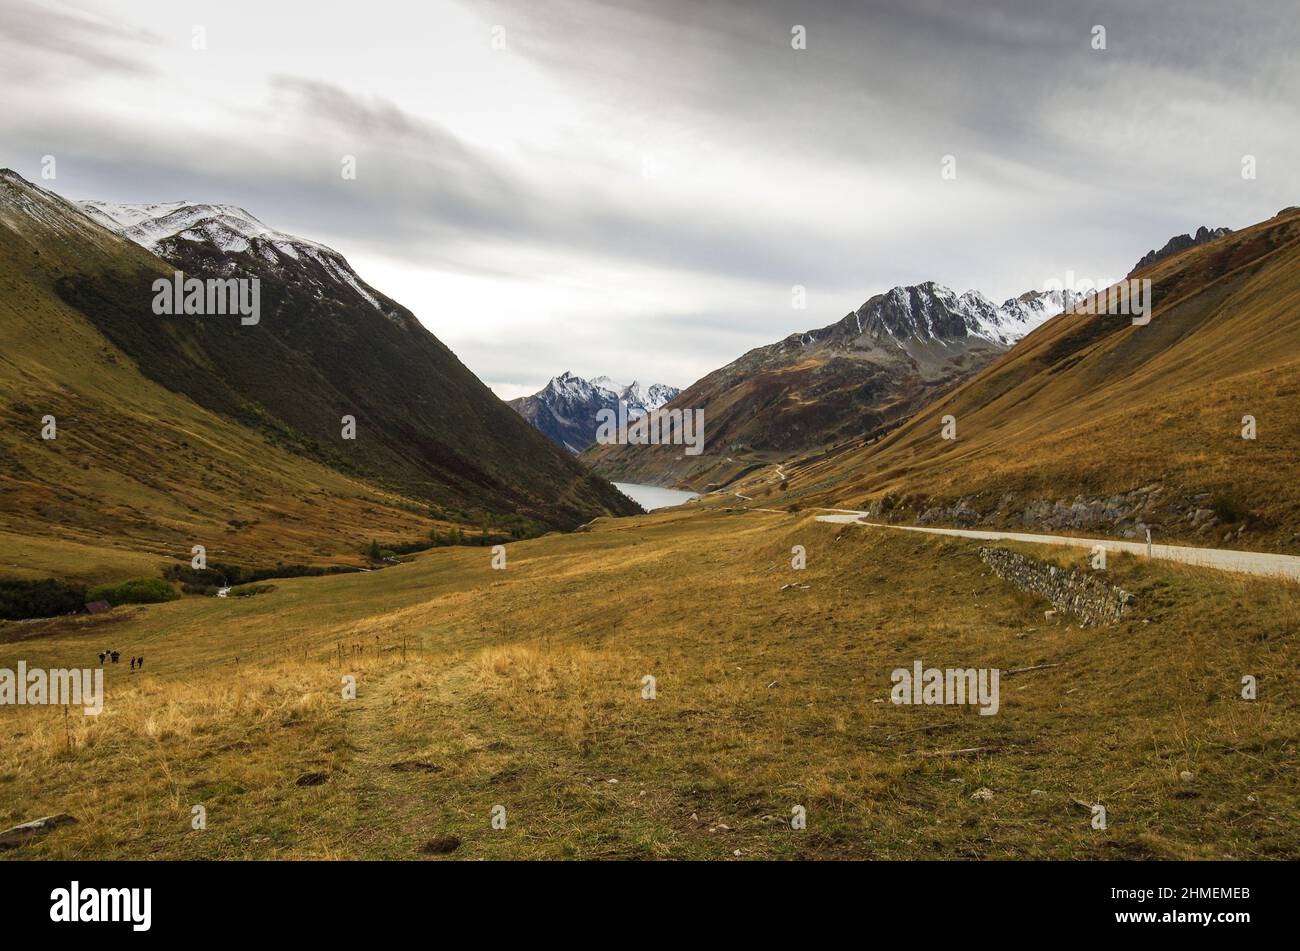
[2,501,1296,860]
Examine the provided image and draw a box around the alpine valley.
[3,1,1296,871]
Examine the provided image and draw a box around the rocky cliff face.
[1130,225,1232,274]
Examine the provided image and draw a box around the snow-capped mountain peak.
[986,287,1084,343]
[79,199,333,258]
[511,372,681,453]
[620,380,645,404]
[575,375,676,414]
[843,281,1080,349]
[78,197,388,314]
[642,382,678,410]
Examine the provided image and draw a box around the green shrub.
[388,538,433,556]
[166,561,359,587]
[1210,494,1247,524]
[87,577,178,606]
[231,584,275,598]
[0,578,87,620]
[181,582,221,596]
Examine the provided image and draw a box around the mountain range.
[585,282,1080,488]
[0,170,637,581]
[779,208,1300,551]
[4,161,1289,583]
[508,372,679,453]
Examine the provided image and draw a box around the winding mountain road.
[813,511,1300,582]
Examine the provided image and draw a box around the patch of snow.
[78,196,390,316]
[856,281,1081,349]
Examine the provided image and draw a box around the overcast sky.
[2,0,1297,398]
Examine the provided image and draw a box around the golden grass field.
[3,501,1296,860]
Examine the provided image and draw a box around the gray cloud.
[0,0,161,80]
[1,0,1296,393]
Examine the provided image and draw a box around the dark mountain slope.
[32,180,637,530]
[0,171,450,578]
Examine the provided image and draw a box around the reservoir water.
[612,482,700,511]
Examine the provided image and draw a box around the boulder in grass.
[0,814,78,850]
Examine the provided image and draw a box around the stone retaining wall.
[978,547,1135,626]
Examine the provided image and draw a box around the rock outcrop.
[1130,225,1231,274]
[861,482,1252,546]
[0,814,78,850]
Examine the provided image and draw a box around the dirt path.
[334,651,703,859]
[332,661,439,858]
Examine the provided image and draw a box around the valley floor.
[1,506,1296,859]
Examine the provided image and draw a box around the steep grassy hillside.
[2,508,1295,859]
[0,173,453,581]
[787,208,1300,553]
[52,184,636,530]
[0,170,636,583]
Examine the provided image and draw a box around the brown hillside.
[789,208,1300,552]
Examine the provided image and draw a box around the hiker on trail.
[98,651,106,665]
[110,650,120,664]
[130,657,136,671]
[138,656,144,670]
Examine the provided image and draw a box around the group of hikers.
[97,650,145,670]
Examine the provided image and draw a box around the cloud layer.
[2,0,1296,396]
